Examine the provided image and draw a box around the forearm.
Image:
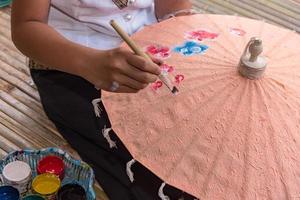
[12,21,98,76]
[154,0,192,19]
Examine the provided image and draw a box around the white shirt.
[48,0,157,50]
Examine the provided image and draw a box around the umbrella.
[96,15,300,199]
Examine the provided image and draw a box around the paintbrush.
[110,20,179,95]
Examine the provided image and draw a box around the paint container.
[1,161,32,194]
[22,194,45,200]
[0,0,12,8]
[32,173,61,200]
[0,186,20,200]
[37,156,64,180]
[57,183,86,200]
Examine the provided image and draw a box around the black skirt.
[30,69,196,200]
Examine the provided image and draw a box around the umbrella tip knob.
[238,37,267,79]
[248,38,263,62]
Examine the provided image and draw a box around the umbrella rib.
[200,79,251,197]
[256,81,291,199]
[174,67,231,74]
[270,70,300,78]
[254,82,276,199]
[179,72,237,91]
[172,16,241,58]
[268,63,299,69]
[205,15,243,56]
[158,72,237,105]
[255,81,276,198]
[182,71,235,86]
[267,75,300,94]
[264,81,300,145]
[265,29,296,58]
[115,72,238,119]
[142,77,243,189]
[169,57,237,66]
[142,20,239,63]
[129,76,241,161]
[271,72,300,81]
[135,38,238,64]
[171,63,234,70]
[240,81,259,199]
[266,78,300,109]
[165,78,245,197]
[173,66,233,73]
[268,53,300,65]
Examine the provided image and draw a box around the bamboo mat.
[0,1,299,199]
[192,0,300,32]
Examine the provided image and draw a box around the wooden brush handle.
[110,20,176,92]
[110,20,151,61]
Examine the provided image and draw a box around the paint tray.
[0,147,96,200]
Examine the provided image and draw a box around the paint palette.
[0,148,95,200]
[0,0,11,7]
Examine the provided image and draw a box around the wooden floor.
[0,7,109,200]
[0,1,299,199]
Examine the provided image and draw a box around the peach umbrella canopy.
[102,15,300,199]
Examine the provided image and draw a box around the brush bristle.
[171,87,179,95]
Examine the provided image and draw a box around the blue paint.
[0,186,20,200]
[173,41,209,56]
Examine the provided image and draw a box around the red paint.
[175,75,185,84]
[187,30,219,41]
[146,45,170,58]
[160,64,174,73]
[37,156,65,180]
[151,81,163,91]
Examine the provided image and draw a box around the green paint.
[22,195,45,200]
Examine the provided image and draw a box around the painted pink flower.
[160,64,175,73]
[175,74,185,84]
[230,28,246,36]
[151,81,163,91]
[145,45,170,59]
[186,30,219,41]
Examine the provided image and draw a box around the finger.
[126,54,161,75]
[121,64,158,84]
[100,81,139,93]
[115,85,139,93]
[116,74,148,90]
[147,54,164,66]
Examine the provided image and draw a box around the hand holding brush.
[110,20,179,95]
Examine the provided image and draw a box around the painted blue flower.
[173,41,209,56]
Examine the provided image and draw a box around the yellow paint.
[32,173,60,195]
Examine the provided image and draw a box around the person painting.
[11,0,196,199]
